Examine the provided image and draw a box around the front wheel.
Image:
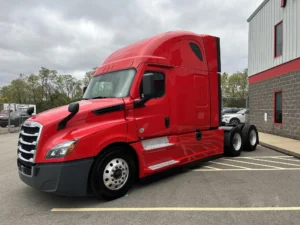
[90,147,137,200]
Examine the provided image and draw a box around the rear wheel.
[242,125,259,151]
[90,147,137,200]
[224,127,243,157]
[237,124,244,130]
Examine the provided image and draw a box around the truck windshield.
[83,69,136,99]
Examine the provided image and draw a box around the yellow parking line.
[51,207,300,212]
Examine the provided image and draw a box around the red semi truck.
[17,31,259,200]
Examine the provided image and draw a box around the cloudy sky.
[0,0,262,86]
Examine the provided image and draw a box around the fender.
[93,139,146,178]
[35,113,145,176]
[35,111,129,163]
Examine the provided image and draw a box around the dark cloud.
[0,0,262,86]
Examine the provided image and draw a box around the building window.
[274,21,283,58]
[140,71,165,98]
[274,91,282,124]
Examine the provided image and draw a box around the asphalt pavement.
[1,133,300,225]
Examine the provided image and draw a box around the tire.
[242,125,259,151]
[90,147,137,200]
[224,127,243,157]
[230,118,240,125]
[237,124,244,130]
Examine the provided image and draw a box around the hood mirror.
[27,107,34,116]
[57,102,80,130]
[68,102,79,114]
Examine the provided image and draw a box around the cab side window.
[140,71,165,98]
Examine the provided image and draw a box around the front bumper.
[18,158,94,196]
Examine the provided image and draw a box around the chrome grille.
[17,121,42,164]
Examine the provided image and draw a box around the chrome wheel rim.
[103,158,129,190]
[233,133,242,151]
[249,130,257,146]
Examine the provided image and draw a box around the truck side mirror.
[83,86,87,95]
[134,73,156,108]
[68,102,79,114]
[27,107,34,116]
[142,73,155,99]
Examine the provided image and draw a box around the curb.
[260,142,300,159]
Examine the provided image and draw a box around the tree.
[0,67,98,113]
[27,74,43,105]
[0,86,13,102]
[72,80,84,101]
[221,72,229,98]
[83,67,97,87]
[221,69,248,108]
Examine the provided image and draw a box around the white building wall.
[248,0,300,76]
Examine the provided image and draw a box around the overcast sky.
[0,0,262,86]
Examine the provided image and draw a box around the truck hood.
[28,98,125,126]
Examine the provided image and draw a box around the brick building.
[247,0,300,139]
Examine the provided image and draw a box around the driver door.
[133,69,171,139]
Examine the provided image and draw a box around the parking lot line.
[244,158,300,167]
[203,166,221,170]
[222,158,283,169]
[268,157,300,162]
[51,207,300,212]
[235,156,293,159]
[210,161,250,169]
[193,168,300,172]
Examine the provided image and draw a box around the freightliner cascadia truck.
[17,31,259,200]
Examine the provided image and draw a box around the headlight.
[45,140,78,159]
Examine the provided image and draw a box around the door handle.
[196,130,202,141]
[165,116,170,128]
